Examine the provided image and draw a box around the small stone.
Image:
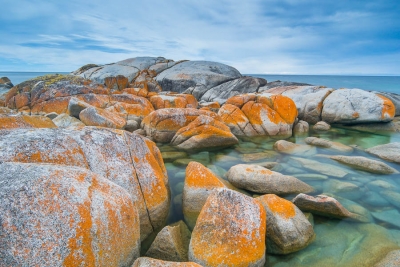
[313,121,331,131]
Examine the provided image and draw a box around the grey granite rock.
[366,142,400,164]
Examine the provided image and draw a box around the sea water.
[160,126,400,266]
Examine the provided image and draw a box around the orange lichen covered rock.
[322,89,396,124]
[141,108,220,143]
[263,86,334,124]
[104,75,129,92]
[183,162,237,229]
[189,188,266,267]
[0,162,140,267]
[150,94,198,110]
[132,257,203,267]
[170,115,238,150]
[226,164,314,195]
[132,69,163,93]
[257,194,315,254]
[79,106,127,129]
[108,94,154,120]
[0,114,56,129]
[121,87,155,98]
[219,93,298,137]
[0,127,170,240]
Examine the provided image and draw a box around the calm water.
[160,126,400,266]
[249,74,400,94]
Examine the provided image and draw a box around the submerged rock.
[329,155,398,174]
[372,209,400,229]
[293,120,309,134]
[273,140,316,156]
[366,142,400,164]
[226,164,314,195]
[0,162,140,267]
[257,194,315,255]
[188,188,266,267]
[288,157,349,178]
[305,136,354,153]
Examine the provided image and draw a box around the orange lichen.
[268,95,298,124]
[191,193,266,266]
[226,94,257,108]
[185,162,225,188]
[31,97,71,115]
[352,112,360,118]
[258,194,295,220]
[377,95,396,119]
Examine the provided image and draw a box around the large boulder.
[141,108,219,142]
[373,91,400,116]
[188,188,266,267]
[0,127,170,240]
[170,115,238,151]
[195,76,267,104]
[156,61,242,93]
[321,89,395,124]
[0,162,140,267]
[366,142,400,164]
[218,93,298,137]
[257,194,315,254]
[263,85,334,124]
[182,162,237,229]
[226,164,313,195]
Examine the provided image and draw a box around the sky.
[1,0,400,75]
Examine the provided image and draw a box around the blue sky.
[1,0,399,75]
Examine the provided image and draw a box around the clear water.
[160,126,400,266]
[249,74,400,94]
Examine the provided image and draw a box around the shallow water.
[158,126,400,266]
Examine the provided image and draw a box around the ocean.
[1,72,399,95]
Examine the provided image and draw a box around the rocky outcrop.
[145,221,191,262]
[0,127,170,240]
[305,137,354,153]
[0,162,140,267]
[329,155,398,174]
[264,86,333,124]
[170,115,238,150]
[156,61,241,93]
[366,142,400,164]
[218,93,298,137]
[188,188,266,267]
[322,89,395,124]
[257,194,315,254]
[226,164,314,195]
[141,108,219,143]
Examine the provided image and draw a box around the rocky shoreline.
[1,57,400,266]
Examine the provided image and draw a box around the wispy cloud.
[0,0,399,74]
